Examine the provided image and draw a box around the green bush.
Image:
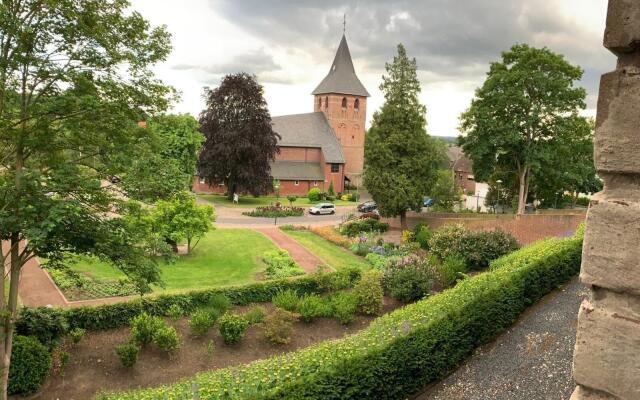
[99,234,582,400]
[16,270,362,338]
[353,270,384,315]
[437,256,468,287]
[189,310,217,337]
[8,336,52,395]
[428,224,468,261]
[286,195,298,205]
[329,292,358,324]
[312,266,358,293]
[263,250,305,279]
[272,289,300,312]
[244,305,267,325]
[383,258,436,302]
[69,327,86,344]
[297,295,332,322]
[263,309,298,345]
[243,206,304,218]
[207,294,232,314]
[114,342,139,368]
[166,304,184,320]
[153,326,181,353]
[307,188,322,202]
[130,313,164,346]
[340,218,389,237]
[218,313,250,344]
[414,225,433,250]
[365,253,389,270]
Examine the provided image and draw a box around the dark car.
[357,201,377,213]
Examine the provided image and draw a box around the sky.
[130,0,614,137]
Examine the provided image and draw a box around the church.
[193,34,369,196]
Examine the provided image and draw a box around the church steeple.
[312,35,370,97]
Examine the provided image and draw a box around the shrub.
[353,270,384,315]
[166,304,184,320]
[350,242,370,257]
[272,289,300,312]
[401,230,414,243]
[437,255,468,287]
[243,206,304,218]
[428,224,468,261]
[244,305,267,325]
[311,266,358,293]
[414,225,433,250]
[365,253,388,270]
[340,218,389,237]
[263,250,305,279]
[130,313,164,346]
[153,326,181,353]
[459,230,519,270]
[310,226,352,248]
[330,292,358,324]
[383,257,436,302]
[69,327,86,344]
[218,313,250,344]
[15,307,68,348]
[263,309,299,345]
[189,309,217,337]
[297,294,332,322]
[307,187,321,202]
[8,336,52,395]
[208,294,232,314]
[286,195,298,206]
[99,234,583,400]
[114,342,139,368]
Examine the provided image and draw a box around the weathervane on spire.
[343,14,346,34]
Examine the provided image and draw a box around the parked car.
[357,201,377,213]
[309,203,336,215]
[422,197,434,207]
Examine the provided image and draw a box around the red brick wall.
[454,170,476,193]
[383,212,586,245]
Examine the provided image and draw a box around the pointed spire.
[311,34,370,97]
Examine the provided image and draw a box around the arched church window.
[324,96,328,110]
[354,98,360,110]
[341,97,347,109]
[318,97,322,110]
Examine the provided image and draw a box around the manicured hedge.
[8,336,52,395]
[99,234,582,400]
[16,270,361,338]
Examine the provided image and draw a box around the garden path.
[253,228,329,274]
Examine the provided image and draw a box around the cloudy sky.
[130,0,614,137]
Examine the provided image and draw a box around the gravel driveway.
[414,277,588,400]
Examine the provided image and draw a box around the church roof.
[269,161,325,181]
[311,35,370,97]
[272,112,345,164]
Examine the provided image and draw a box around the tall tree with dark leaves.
[460,44,587,215]
[198,74,280,199]
[364,44,446,230]
[0,1,172,397]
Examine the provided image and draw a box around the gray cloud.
[172,47,283,78]
[211,0,612,108]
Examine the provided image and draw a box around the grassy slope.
[68,229,279,292]
[282,230,370,271]
[198,194,355,208]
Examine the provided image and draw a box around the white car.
[309,203,336,215]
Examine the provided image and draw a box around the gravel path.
[414,277,587,400]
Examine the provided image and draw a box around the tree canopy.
[198,73,280,198]
[364,44,446,229]
[460,44,588,214]
[0,1,173,396]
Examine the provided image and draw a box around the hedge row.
[99,233,582,400]
[16,270,361,339]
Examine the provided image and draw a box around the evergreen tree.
[198,73,280,199]
[364,44,445,230]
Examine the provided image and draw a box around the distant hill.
[432,136,459,145]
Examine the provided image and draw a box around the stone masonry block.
[571,386,619,400]
[573,290,640,400]
[604,0,640,53]
[581,192,640,294]
[595,69,640,174]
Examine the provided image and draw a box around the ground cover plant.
[242,206,305,218]
[98,232,582,400]
[262,250,305,279]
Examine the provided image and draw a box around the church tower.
[312,34,369,182]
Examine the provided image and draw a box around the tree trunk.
[1,236,21,399]
[400,210,408,231]
[517,167,527,215]
[187,237,191,255]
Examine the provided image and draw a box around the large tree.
[198,73,280,199]
[0,1,172,397]
[460,44,587,214]
[364,44,446,230]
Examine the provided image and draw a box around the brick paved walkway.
[254,228,328,274]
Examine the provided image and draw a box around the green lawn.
[198,194,355,208]
[282,230,370,271]
[67,229,279,292]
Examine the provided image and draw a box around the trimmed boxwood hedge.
[16,270,361,339]
[99,233,582,400]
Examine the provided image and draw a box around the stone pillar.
[571,1,640,399]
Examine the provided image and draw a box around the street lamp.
[496,179,503,214]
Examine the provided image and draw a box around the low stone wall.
[382,212,585,245]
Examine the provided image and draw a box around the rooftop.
[311,35,370,97]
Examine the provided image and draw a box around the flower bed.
[242,206,304,218]
[48,269,138,300]
[262,250,305,279]
[98,232,582,400]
